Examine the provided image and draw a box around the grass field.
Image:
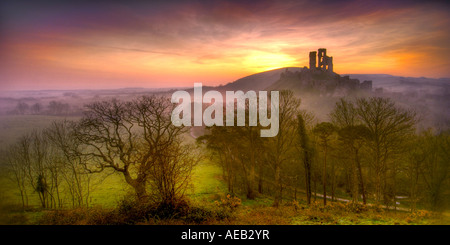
[187,160,227,201]
[0,114,448,225]
[0,115,81,149]
[1,158,448,225]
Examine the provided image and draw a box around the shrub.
[409,210,431,220]
[213,194,241,219]
[344,202,368,213]
[152,199,190,220]
[184,206,214,224]
[39,209,87,225]
[116,198,154,224]
[215,194,241,210]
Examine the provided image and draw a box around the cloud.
[1,0,450,90]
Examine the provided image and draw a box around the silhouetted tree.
[413,130,450,211]
[356,97,416,204]
[337,125,370,204]
[31,103,42,114]
[16,102,29,115]
[313,122,335,205]
[5,147,29,208]
[48,101,70,115]
[266,90,300,207]
[198,126,238,194]
[45,120,93,208]
[330,98,357,128]
[74,96,200,204]
[298,114,312,205]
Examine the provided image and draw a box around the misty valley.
[0,65,449,225]
[171,83,280,137]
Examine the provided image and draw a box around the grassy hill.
[217,67,303,92]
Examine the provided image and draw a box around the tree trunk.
[124,171,147,202]
[331,159,335,202]
[323,146,327,206]
[355,149,366,204]
[375,167,382,204]
[247,154,256,199]
[273,163,282,207]
[258,164,263,194]
[352,165,359,203]
[304,153,312,205]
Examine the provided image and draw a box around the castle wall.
[309,51,317,69]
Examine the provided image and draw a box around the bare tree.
[313,122,335,205]
[330,98,357,128]
[10,131,53,208]
[148,142,199,206]
[73,95,199,204]
[356,97,416,204]
[4,147,29,208]
[337,125,370,204]
[199,104,265,199]
[48,101,70,115]
[31,103,42,114]
[297,113,313,205]
[265,90,300,207]
[415,130,450,211]
[236,125,265,199]
[198,126,237,194]
[16,102,29,115]
[45,120,93,208]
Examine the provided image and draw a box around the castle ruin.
[310,48,333,72]
[272,48,372,94]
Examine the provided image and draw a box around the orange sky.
[1,0,450,90]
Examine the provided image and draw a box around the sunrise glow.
[1,0,449,90]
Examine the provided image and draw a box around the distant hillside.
[210,68,449,127]
[215,68,449,98]
[343,74,450,95]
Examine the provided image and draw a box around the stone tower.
[326,56,333,72]
[318,48,327,69]
[309,48,333,72]
[309,51,317,69]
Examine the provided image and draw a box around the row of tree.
[199,91,449,211]
[5,123,92,208]
[12,101,74,115]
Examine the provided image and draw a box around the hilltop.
[218,67,303,92]
[266,67,372,96]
